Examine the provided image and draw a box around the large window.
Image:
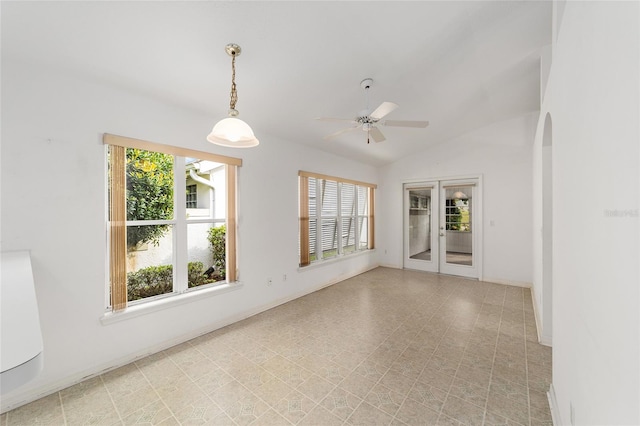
[298,171,375,267]
[105,134,240,311]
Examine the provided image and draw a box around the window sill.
[298,249,375,272]
[100,281,243,325]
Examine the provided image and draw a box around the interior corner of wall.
[529,284,545,345]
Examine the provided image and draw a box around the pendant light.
[207,44,259,148]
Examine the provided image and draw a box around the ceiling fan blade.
[324,126,360,140]
[370,102,399,120]
[315,117,357,123]
[369,126,386,143]
[382,120,429,128]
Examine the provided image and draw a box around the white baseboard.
[529,285,552,347]
[1,263,378,413]
[482,277,532,288]
[548,383,561,426]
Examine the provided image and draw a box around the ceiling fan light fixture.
[208,43,259,148]
[315,78,429,144]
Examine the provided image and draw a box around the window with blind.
[105,134,240,311]
[299,171,375,267]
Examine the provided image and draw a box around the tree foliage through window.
[125,148,174,250]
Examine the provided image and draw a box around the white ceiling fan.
[316,78,429,144]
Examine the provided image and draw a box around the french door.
[403,178,480,279]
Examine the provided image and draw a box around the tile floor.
[1,267,552,425]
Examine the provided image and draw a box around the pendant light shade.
[207,117,259,148]
[208,43,259,148]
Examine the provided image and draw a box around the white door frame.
[403,182,439,272]
[403,175,483,280]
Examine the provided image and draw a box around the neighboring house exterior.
[127,160,226,272]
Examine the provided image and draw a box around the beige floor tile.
[353,359,388,382]
[208,380,255,414]
[338,370,378,400]
[122,399,173,425]
[379,369,417,398]
[102,363,150,397]
[252,377,295,407]
[486,390,529,426]
[483,410,526,426]
[252,408,293,425]
[194,367,235,395]
[395,398,440,426]
[435,413,463,425]
[320,387,362,420]
[136,355,187,389]
[407,380,448,413]
[234,364,276,392]
[274,389,316,424]
[6,393,64,425]
[111,383,160,418]
[297,405,343,426]
[448,377,489,408]
[365,383,404,416]
[295,374,335,403]
[3,268,552,425]
[64,399,121,425]
[60,377,121,425]
[155,376,207,413]
[347,401,395,426]
[417,366,455,392]
[441,395,484,426]
[331,349,367,371]
[172,396,224,425]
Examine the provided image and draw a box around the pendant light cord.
[229,52,238,110]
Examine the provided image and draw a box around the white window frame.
[104,133,241,312]
[299,171,375,267]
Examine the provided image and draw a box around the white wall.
[378,113,535,286]
[539,1,640,424]
[0,58,379,411]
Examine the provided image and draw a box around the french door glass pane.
[444,186,472,265]
[408,189,432,261]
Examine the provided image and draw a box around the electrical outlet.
[283,274,287,282]
[267,278,272,286]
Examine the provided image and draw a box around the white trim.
[530,285,552,347]
[100,282,243,325]
[482,277,532,288]
[548,383,561,426]
[1,264,377,413]
[298,248,376,272]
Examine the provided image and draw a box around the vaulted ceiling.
[2,1,551,166]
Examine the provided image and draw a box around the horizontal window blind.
[299,171,375,266]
